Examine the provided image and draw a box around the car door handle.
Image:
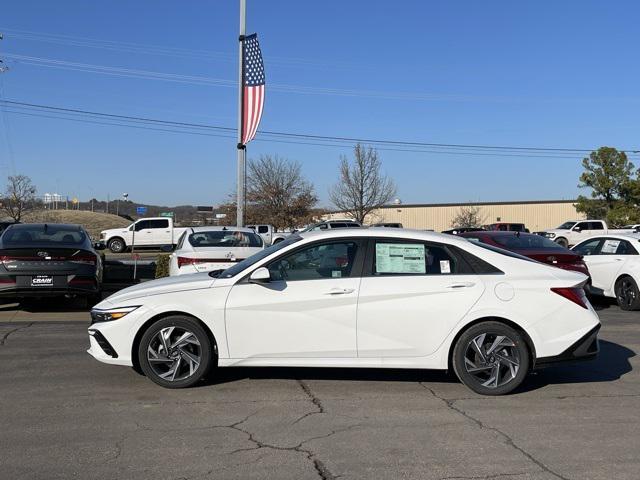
[325,288,355,295]
[446,282,476,289]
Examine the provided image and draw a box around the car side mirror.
[249,267,271,284]
[93,242,106,250]
[573,227,581,232]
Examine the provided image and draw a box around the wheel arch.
[447,316,537,372]
[131,311,218,373]
[554,236,568,246]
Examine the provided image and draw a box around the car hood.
[99,272,215,306]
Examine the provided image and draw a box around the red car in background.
[458,231,590,277]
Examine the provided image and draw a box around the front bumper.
[535,324,600,368]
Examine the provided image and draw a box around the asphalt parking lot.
[1,299,638,480]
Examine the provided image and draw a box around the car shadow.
[203,340,635,394]
[589,295,618,311]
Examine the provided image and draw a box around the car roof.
[299,227,472,246]
[186,226,257,233]
[460,231,535,237]
[577,233,640,242]
[7,223,83,230]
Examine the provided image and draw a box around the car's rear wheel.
[138,316,213,388]
[108,238,126,253]
[615,276,640,311]
[452,321,530,395]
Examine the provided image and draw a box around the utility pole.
[0,33,8,74]
[236,0,246,227]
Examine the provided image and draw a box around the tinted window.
[572,238,602,256]
[269,241,358,281]
[372,240,465,276]
[218,235,303,279]
[574,222,589,230]
[346,223,361,228]
[2,226,87,246]
[493,234,566,251]
[176,231,187,250]
[589,222,604,230]
[134,220,149,231]
[148,219,169,229]
[510,224,526,232]
[330,223,348,229]
[188,230,262,248]
[257,226,269,234]
[599,238,638,255]
[558,222,577,229]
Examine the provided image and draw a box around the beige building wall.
[326,200,585,232]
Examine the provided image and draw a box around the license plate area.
[31,275,54,287]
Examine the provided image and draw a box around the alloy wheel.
[147,326,202,382]
[617,278,636,308]
[463,333,521,389]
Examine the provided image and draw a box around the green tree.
[576,147,639,226]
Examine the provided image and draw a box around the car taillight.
[70,255,97,266]
[551,286,589,309]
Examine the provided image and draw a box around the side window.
[311,224,328,231]
[258,226,269,234]
[330,223,348,229]
[616,240,637,255]
[589,222,604,230]
[497,224,508,231]
[372,241,463,276]
[573,238,602,256]
[574,222,589,231]
[134,220,149,231]
[148,219,169,229]
[268,241,359,281]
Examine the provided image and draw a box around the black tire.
[272,237,284,244]
[614,276,640,311]
[555,237,568,248]
[452,321,530,396]
[138,316,213,388]
[108,237,126,253]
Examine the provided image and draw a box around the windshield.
[216,235,303,278]
[493,234,567,251]
[188,230,262,248]
[557,222,577,230]
[2,225,87,247]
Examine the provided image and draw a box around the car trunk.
[0,247,98,289]
[519,250,582,266]
[177,247,262,272]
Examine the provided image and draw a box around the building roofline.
[373,199,578,209]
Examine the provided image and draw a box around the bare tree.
[329,144,396,224]
[244,155,317,230]
[451,205,486,228]
[1,175,37,222]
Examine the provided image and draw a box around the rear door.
[356,238,485,358]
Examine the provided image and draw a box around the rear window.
[188,230,262,248]
[2,226,87,246]
[493,234,566,251]
[470,241,537,263]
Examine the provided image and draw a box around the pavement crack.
[292,379,325,425]
[0,322,33,346]
[421,384,570,480]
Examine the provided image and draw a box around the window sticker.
[601,239,620,254]
[376,243,426,274]
[332,270,342,278]
[440,260,451,274]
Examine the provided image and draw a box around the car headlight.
[90,306,139,323]
[545,232,556,238]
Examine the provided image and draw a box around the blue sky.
[1,1,639,207]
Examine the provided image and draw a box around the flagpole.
[236,0,246,227]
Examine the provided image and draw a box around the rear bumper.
[535,324,600,368]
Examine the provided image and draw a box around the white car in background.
[88,229,599,395]
[168,227,264,276]
[572,233,640,310]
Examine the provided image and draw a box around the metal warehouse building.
[328,200,583,232]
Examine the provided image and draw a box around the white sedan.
[572,233,640,310]
[168,227,264,276]
[89,229,600,395]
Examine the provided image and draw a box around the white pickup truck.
[246,225,292,245]
[541,220,638,248]
[100,217,189,253]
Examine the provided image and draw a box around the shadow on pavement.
[204,340,634,394]
[590,296,618,311]
[517,339,635,393]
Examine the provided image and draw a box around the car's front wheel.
[138,316,213,388]
[555,237,568,248]
[615,276,640,311]
[108,238,126,253]
[452,321,530,395]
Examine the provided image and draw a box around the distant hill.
[23,210,130,239]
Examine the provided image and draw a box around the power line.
[2,99,639,159]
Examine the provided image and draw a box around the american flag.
[241,33,265,145]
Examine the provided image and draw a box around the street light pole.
[236,0,246,227]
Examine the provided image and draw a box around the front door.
[357,239,485,357]
[225,239,364,358]
[580,238,635,293]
